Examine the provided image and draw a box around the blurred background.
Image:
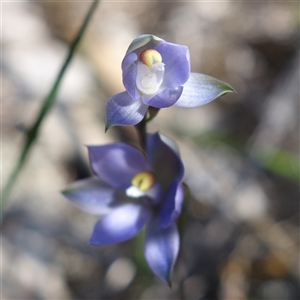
[2,1,299,299]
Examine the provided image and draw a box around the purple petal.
[175,73,235,107]
[155,42,190,88]
[122,52,138,100]
[125,34,163,55]
[88,143,151,189]
[146,133,184,189]
[145,217,179,285]
[142,86,183,108]
[158,133,180,156]
[62,177,125,215]
[105,91,148,130]
[89,203,151,245]
[160,180,184,228]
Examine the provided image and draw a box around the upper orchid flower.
[106,34,234,130]
[62,132,184,285]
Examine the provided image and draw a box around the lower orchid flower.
[62,132,185,285]
[106,34,235,130]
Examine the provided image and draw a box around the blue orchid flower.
[62,132,185,285]
[106,34,234,130]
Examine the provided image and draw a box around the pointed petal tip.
[104,123,110,132]
[89,233,103,246]
[151,262,174,287]
[175,73,236,108]
[212,76,236,95]
[61,189,68,196]
[149,264,172,286]
[217,86,236,98]
[163,273,173,287]
[89,239,103,247]
[145,219,179,288]
[61,187,74,198]
[222,82,236,94]
[61,189,74,199]
[89,236,99,246]
[105,119,115,132]
[157,274,172,286]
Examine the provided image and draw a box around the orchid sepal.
[175,72,235,108]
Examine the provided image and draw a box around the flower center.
[136,49,165,95]
[126,171,156,198]
[140,49,162,69]
[132,171,156,191]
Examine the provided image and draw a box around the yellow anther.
[140,49,162,69]
[132,171,156,192]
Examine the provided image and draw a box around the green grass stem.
[1,0,100,218]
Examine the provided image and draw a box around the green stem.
[1,0,100,217]
[135,117,147,151]
[135,108,160,151]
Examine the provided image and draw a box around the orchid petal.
[105,91,148,130]
[142,86,183,108]
[126,34,163,55]
[90,203,151,245]
[62,177,125,215]
[146,132,184,188]
[175,73,235,107]
[122,52,138,100]
[88,144,150,189]
[160,180,184,228]
[155,42,190,88]
[145,217,179,285]
[158,132,180,156]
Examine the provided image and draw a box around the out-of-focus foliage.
[2,1,299,299]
